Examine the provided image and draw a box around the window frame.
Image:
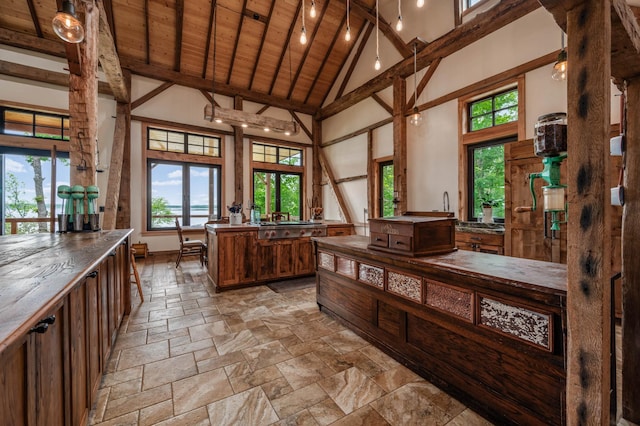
[0,106,70,141]
[142,122,225,234]
[467,88,518,133]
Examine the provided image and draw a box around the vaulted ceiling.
[0,0,396,114]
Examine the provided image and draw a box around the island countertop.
[0,229,132,351]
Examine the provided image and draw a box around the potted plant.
[227,202,243,225]
[480,196,499,224]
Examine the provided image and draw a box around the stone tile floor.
[87,254,495,425]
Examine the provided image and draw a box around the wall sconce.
[52,1,85,43]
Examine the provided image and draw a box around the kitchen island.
[0,230,132,426]
[313,235,567,425]
[206,221,353,292]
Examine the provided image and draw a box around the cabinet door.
[256,240,279,280]
[99,259,112,370]
[278,240,295,278]
[218,232,256,286]
[34,303,66,426]
[68,280,90,426]
[294,239,315,275]
[0,336,31,425]
[85,271,102,400]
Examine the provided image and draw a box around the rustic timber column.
[312,118,322,213]
[68,0,98,187]
[234,96,244,205]
[566,1,612,424]
[393,77,407,215]
[622,78,640,424]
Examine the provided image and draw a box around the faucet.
[443,191,450,212]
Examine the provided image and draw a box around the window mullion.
[183,164,190,226]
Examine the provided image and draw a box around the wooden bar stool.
[130,248,144,303]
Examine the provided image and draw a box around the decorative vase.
[482,207,493,223]
[229,212,242,225]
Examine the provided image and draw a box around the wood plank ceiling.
[0,0,380,114]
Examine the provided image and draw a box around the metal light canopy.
[52,1,84,44]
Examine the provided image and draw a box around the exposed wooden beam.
[312,118,322,211]
[335,174,368,184]
[0,28,66,58]
[322,117,393,147]
[268,1,301,97]
[174,0,184,72]
[372,93,392,115]
[248,2,275,91]
[228,0,248,85]
[0,60,114,97]
[102,0,117,49]
[199,89,220,107]
[121,58,317,115]
[201,0,215,79]
[243,8,268,24]
[350,0,412,58]
[318,148,352,223]
[406,57,441,111]
[26,0,43,38]
[393,76,407,215]
[565,1,612,424]
[102,102,128,230]
[97,0,129,102]
[115,71,132,230]
[318,0,540,120]
[234,96,244,205]
[256,105,270,115]
[291,111,311,140]
[56,0,81,76]
[131,82,174,110]
[335,21,373,100]
[144,0,150,64]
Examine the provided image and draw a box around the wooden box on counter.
[368,215,456,256]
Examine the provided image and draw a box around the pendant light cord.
[414,43,418,107]
[212,3,217,108]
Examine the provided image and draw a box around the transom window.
[468,88,518,132]
[1,107,70,141]
[462,0,488,11]
[148,127,220,157]
[252,143,302,166]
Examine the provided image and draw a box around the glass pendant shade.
[410,107,423,126]
[551,50,567,81]
[310,1,317,18]
[417,0,425,7]
[374,57,381,70]
[396,16,403,32]
[345,26,351,41]
[300,27,307,45]
[52,1,84,43]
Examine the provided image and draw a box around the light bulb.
[551,50,567,81]
[396,16,403,32]
[374,57,381,70]
[310,1,316,18]
[345,26,351,41]
[300,27,307,45]
[410,109,423,127]
[241,123,248,128]
[214,118,223,124]
[417,0,424,7]
[264,127,270,132]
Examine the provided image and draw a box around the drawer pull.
[41,315,56,325]
[395,241,403,245]
[471,237,482,241]
[29,316,55,334]
[87,271,98,279]
[376,238,383,241]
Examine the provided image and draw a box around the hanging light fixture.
[345,0,351,41]
[374,0,381,70]
[310,0,317,18]
[551,32,567,81]
[300,0,307,44]
[52,0,85,44]
[396,0,403,32]
[410,42,423,126]
[417,0,425,7]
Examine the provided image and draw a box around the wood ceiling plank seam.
[0,28,66,58]
[145,0,150,63]
[350,0,411,59]
[334,20,372,101]
[405,56,441,112]
[248,0,276,91]
[201,0,216,79]
[304,6,346,105]
[287,0,331,100]
[226,0,248,85]
[267,0,301,96]
[25,0,42,38]
[174,0,184,71]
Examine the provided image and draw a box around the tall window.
[379,160,394,217]
[145,126,223,230]
[252,142,304,220]
[468,88,518,132]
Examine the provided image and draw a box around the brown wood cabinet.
[368,216,456,256]
[0,230,132,426]
[456,230,504,254]
[326,223,355,237]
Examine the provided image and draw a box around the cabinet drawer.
[389,234,412,251]
[456,232,503,247]
[370,232,389,248]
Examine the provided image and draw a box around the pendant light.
[310,0,317,18]
[395,0,403,32]
[345,0,351,41]
[374,0,381,70]
[551,32,567,81]
[409,42,423,126]
[417,0,425,7]
[300,0,307,45]
[52,0,85,44]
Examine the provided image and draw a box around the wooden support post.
[68,0,99,187]
[234,96,244,206]
[116,71,132,229]
[312,118,322,212]
[318,149,352,224]
[393,76,407,215]
[367,129,374,222]
[622,78,640,424]
[566,1,612,424]
[102,101,129,230]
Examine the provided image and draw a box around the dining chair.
[175,217,205,268]
[130,247,144,303]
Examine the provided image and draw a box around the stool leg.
[130,251,144,303]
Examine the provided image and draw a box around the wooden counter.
[313,235,567,425]
[0,230,132,426]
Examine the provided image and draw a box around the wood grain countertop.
[0,229,132,352]
[313,235,567,297]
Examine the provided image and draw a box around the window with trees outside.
[252,142,304,221]
[1,107,71,235]
[145,126,222,230]
[379,160,394,217]
[468,88,518,132]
